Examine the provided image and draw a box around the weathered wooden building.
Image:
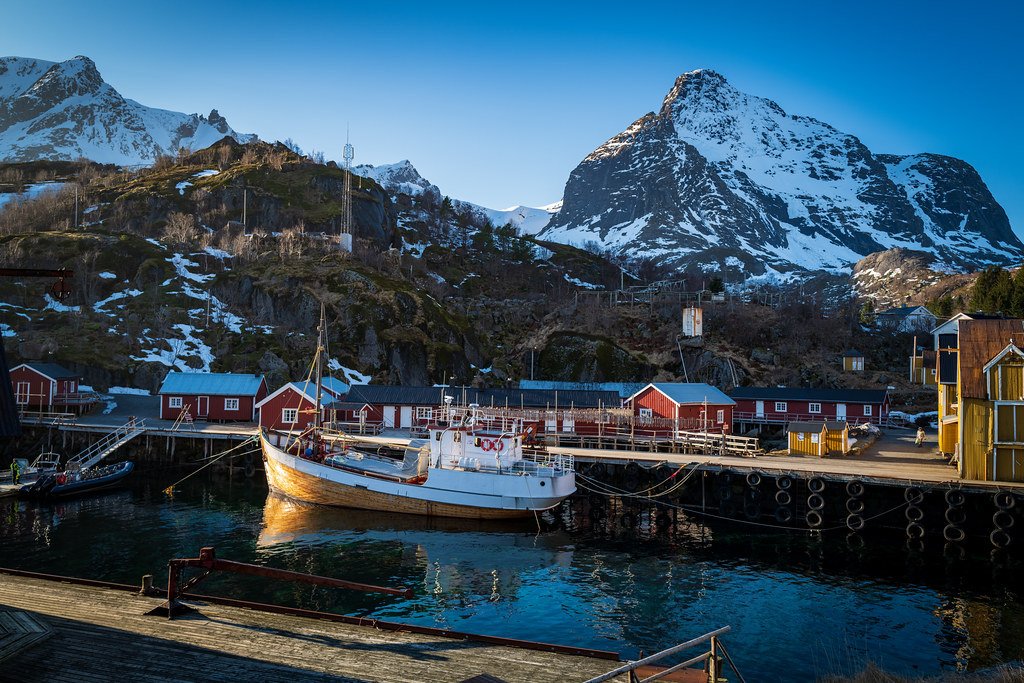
[159,372,268,422]
[956,319,1024,481]
[10,362,96,413]
[625,383,735,433]
[787,420,849,456]
[841,349,865,372]
[256,378,349,431]
[730,387,889,427]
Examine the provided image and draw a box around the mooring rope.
[162,436,259,496]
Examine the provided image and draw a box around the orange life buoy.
[481,439,493,452]
[56,473,67,486]
[494,439,505,452]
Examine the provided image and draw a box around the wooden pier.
[0,572,641,683]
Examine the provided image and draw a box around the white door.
[562,413,575,433]
[15,382,29,405]
[755,401,764,418]
[400,406,412,429]
[836,403,846,420]
[545,411,557,432]
[383,406,396,428]
[198,396,209,418]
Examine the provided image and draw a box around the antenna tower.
[340,130,354,252]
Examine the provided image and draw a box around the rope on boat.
[161,436,259,496]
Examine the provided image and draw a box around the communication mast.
[339,129,354,253]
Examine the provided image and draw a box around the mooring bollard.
[140,574,154,595]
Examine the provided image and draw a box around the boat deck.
[0,573,648,683]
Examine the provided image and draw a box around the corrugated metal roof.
[824,421,848,430]
[159,372,265,396]
[787,421,826,433]
[345,385,620,408]
[646,383,736,406]
[290,377,350,399]
[959,319,1024,399]
[841,349,863,358]
[24,362,77,379]
[730,386,888,404]
[518,380,644,400]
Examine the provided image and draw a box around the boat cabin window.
[454,432,461,443]
[435,431,442,441]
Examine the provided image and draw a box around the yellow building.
[841,349,865,372]
[909,349,937,386]
[956,319,1024,482]
[788,421,849,456]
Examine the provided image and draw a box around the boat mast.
[314,303,326,430]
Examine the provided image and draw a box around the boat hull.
[260,432,574,520]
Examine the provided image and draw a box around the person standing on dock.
[915,427,925,448]
[9,460,20,484]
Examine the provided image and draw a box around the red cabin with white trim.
[10,362,95,412]
[158,372,268,422]
[256,378,349,431]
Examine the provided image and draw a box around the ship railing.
[583,625,742,683]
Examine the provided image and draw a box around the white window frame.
[169,396,183,409]
[716,409,725,424]
[775,402,787,412]
[282,408,298,424]
[224,398,240,411]
[808,402,821,414]
[810,433,820,443]
[639,408,653,419]
[863,405,873,416]
[415,406,432,420]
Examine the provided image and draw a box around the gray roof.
[787,421,826,433]
[159,372,265,396]
[730,386,888,404]
[519,380,644,400]
[290,377,350,398]
[639,383,736,406]
[878,305,934,317]
[824,421,848,431]
[23,362,77,380]
[841,349,864,357]
[345,385,620,408]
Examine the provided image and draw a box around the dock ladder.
[64,417,147,471]
[583,626,744,682]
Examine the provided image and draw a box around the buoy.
[808,477,826,493]
[846,480,865,498]
[807,493,825,511]
[775,490,792,506]
[943,525,966,543]
[846,514,865,531]
[846,498,865,515]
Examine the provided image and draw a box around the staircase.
[65,417,147,471]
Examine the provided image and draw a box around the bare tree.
[163,212,200,245]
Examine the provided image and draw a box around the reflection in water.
[0,474,1023,680]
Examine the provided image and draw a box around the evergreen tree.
[859,299,876,325]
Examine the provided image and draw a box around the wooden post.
[709,636,718,683]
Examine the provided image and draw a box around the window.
[224,398,239,411]
[797,433,805,442]
[810,433,820,443]
[808,403,821,414]
[863,405,873,416]
[775,402,787,412]
[169,397,183,409]
[415,406,432,420]
[282,408,298,424]
[716,409,725,423]
[639,408,653,419]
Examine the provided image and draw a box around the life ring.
[846,498,865,515]
[994,491,1016,511]
[777,476,793,491]
[775,490,792,507]
[991,528,1012,549]
[905,505,924,522]
[481,439,493,452]
[944,507,966,525]
[805,510,823,528]
[993,510,1015,529]
[945,489,966,507]
[846,514,865,531]
[846,480,865,498]
[775,506,793,524]
[943,525,966,543]
[56,473,67,486]
[808,477,826,493]
[494,439,505,452]
[905,487,924,505]
[906,522,925,539]
[807,493,825,511]
[746,472,762,487]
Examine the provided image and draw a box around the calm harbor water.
[1,471,1023,682]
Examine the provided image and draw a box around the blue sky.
[3,1,1022,230]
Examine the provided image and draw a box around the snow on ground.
[43,294,80,313]
[102,400,117,415]
[131,324,215,372]
[328,359,371,384]
[0,182,67,210]
[563,274,602,290]
[175,181,192,195]
[98,271,117,279]
[93,288,142,313]
[145,238,166,250]
[482,202,561,235]
[193,170,220,178]
[203,246,231,259]
[108,386,151,396]
[168,254,214,283]
[0,323,15,337]
[401,238,428,258]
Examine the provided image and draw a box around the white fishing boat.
[259,307,576,519]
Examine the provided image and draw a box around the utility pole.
[73,184,79,228]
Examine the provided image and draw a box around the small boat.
[21,461,134,499]
[260,306,576,519]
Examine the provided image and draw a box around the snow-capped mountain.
[539,69,1022,278]
[0,56,254,165]
[353,160,560,234]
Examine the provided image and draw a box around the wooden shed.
[158,372,268,422]
[787,422,826,456]
[256,378,349,431]
[823,420,850,455]
[625,383,735,433]
[841,349,865,372]
[10,362,97,413]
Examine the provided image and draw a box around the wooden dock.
[0,573,640,683]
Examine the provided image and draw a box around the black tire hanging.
[777,476,793,491]
[807,493,825,511]
[944,507,967,525]
[846,514,865,531]
[846,498,865,515]
[806,510,823,528]
[943,525,966,543]
[775,507,793,524]
[993,510,1015,529]
[905,487,924,504]
[906,521,925,539]
[994,491,1016,511]
[905,505,924,523]
[991,528,1012,549]
[846,480,865,498]
[775,490,792,506]
[746,472,762,487]
[808,477,826,493]
[944,489,965,507]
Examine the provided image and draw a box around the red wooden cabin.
[10,362,97,413]
[256,378,349,431]
[158,372,268,422]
